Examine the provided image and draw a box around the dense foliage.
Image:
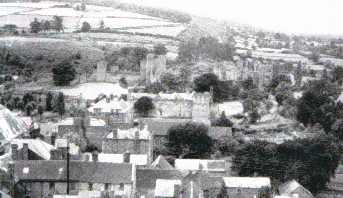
[296,80,340,132]
[165,122,213,158]
[232,135,341,194]
[106,47,149,72]
[52,61,76,86]
[134,96,154,117]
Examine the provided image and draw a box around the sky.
[123,0,343,36]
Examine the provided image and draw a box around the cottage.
[11,152,135,198]
[223,177,271,198]
[11,139,55,160]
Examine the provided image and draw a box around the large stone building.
[140,53,167,85]
[128,92,211,125]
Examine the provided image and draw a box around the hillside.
[0,37,104,77]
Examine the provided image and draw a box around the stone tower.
[96,61,107,82]
[140,53,166,85]
[192,92,211,125]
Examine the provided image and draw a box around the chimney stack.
[112,129,118,139]
[22,143,29,160]
[50,149,60,160]
[51,132,57,146]
[92,150,99,162]
[123,151,130,163]
[11,144,18,161]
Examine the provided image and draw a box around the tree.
[296,80,340,132]
[52,16,63,32]
[331,119,343,141]
[38,104,44,120]
[80,2,86,11]
[160,72,183,91]
[42,20,51,32]
[232,135,340,194]
[119,77,128,88]
[166,122,213,158]
[25,102,34,116]
[30,18,41,33]
[80,21,91,32]
[332,67,343,85]
[99,20,105,29]
[54,92,65,119]
[46,92,53,111]
[52,61,76,86]
[194,73,225,102]
[213,111,233,127]
[134,96,154,117]
[153,43,167,55]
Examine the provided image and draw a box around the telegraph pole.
[66,135,70,194]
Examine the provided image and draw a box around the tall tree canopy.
[134,96,154,117]
[232,135,340,194]
[166,122,213,159]
[52,61,76,86]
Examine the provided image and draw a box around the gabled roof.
[14,160,132,184]
[12,139,55,160]
[223,177,271,189]
[175,159,226,172]
[0,105,28,142]
[150,155,174,170]
[279,180,313,197]
[136,169,186,190]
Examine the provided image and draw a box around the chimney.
[123,151,130,163]
[22,143,29,160]
[174,184,180,198]
[50,149,60,160]
[112,129,118,139]
[11,144,18,161]
[92,150,99,162]
[51,132,57,146]
[106,97,110,103]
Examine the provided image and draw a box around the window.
[105,183,109,191]
[119,183,124,190]
[203,190,210,198]
[88,183,93,191]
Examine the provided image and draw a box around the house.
[279,180,314,198]
[102,122,153,163]
[11,139,55,160]
[135,168,185,198]
[87,95,130,124]
[328,165,343,191]
[82,152,148,166]
[57,117,113,150]
[10,151,135,198]
[223,177,271,198]
[174,159,228,176]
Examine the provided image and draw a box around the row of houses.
[8,141,314,198]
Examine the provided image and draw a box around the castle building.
[140,54,167,85]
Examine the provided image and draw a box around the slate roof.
[223,177,271,188]
[150,155,174,170]
[136,168,186,190]
[14,160,132,184]
[279,180,313,197]
[141,119,190,136]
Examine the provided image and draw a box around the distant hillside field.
[0,37,104,75]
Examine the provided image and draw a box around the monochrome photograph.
[0,0,342,197]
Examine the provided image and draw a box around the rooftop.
[223,177,271,188]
